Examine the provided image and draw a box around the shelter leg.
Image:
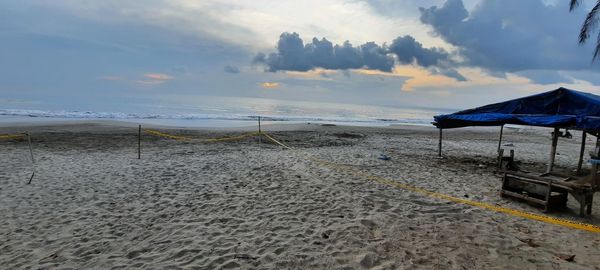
[138,125,141,159]
[497,125,504,154]
[596,134,600,157]
[438,128,442,157]
[587,194,593,215]
[546,127,559,174]
[577,131,586,174]
[497,148,504,170]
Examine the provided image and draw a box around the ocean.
[0,96,452,128]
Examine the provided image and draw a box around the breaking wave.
[0,109,433,126]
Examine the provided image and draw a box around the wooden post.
[26,132,35,164]
[510,149,514,166]
[258,116,262,145]
[438,128,443,157]
[138,125,141,159]
[595,133,600,157]
[546,127,559,174]
[26,132,35,184]
[577,131,587,174]
[497,148,504,170]
[497,125,504,154]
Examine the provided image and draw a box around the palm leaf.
[570,0,582,11]
[579,1,600,44]
[595,29,600,60]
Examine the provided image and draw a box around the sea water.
[0,96,453,128]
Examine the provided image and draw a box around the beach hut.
[433,87,600,216]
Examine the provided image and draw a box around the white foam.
[0,108,433,126]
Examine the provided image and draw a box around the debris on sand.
[378,154,391,161]
[517,238,540,247]
[556,254,575,262]
[332,132,364,139]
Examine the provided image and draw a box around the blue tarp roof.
[433,87,600,130]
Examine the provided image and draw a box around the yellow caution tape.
[144,129,261,143]
[144,129,192,141]
[262,132,600,234]
[261,133,293,149]
[204,132,261,142]
[0,133,26,140]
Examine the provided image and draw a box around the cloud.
[260,82,280,89]
[419,0,600,73]
[131,73,175,85]
[255,32,463,79]
[514,70,574,85]
[224,65,240,74]
[389,35,450,68]
[388,35,465,81]
[23,0,432,52]
[254,32,394,72]
[135,80,166,85]
[101,73,174,86]
[102,76,123,81]
[144,73,174,81]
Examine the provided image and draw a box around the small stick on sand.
[27,172,35,185]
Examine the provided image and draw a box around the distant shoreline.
[0,115,434,130]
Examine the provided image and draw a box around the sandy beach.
[1,121,600,269]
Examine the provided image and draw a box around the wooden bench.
[501,171,594,216]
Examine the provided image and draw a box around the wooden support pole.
[26,132,35,184]
[497,125,504,154]
[138,125,141,159]
[510,149,514,165]
[258,116,262,145]
[546,127,559,174]
[577,131,587,174]
[438,128,443,157]
[497,148,504,170]
[595,133,600,157]
[26,132,35,164]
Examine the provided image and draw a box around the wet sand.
[1,121,599,269]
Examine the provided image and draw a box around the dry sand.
[1,121,599,269]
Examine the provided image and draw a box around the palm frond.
[594,30,600,60]
[570,0,582,11]
[580,1,600,43]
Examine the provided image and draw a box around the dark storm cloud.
[389,35,453,67]
[254,32,393,72]
[388,35,465,81]
[255,32,464,80]
[419,0,599,73]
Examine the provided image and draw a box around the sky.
[1,0,600,113]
